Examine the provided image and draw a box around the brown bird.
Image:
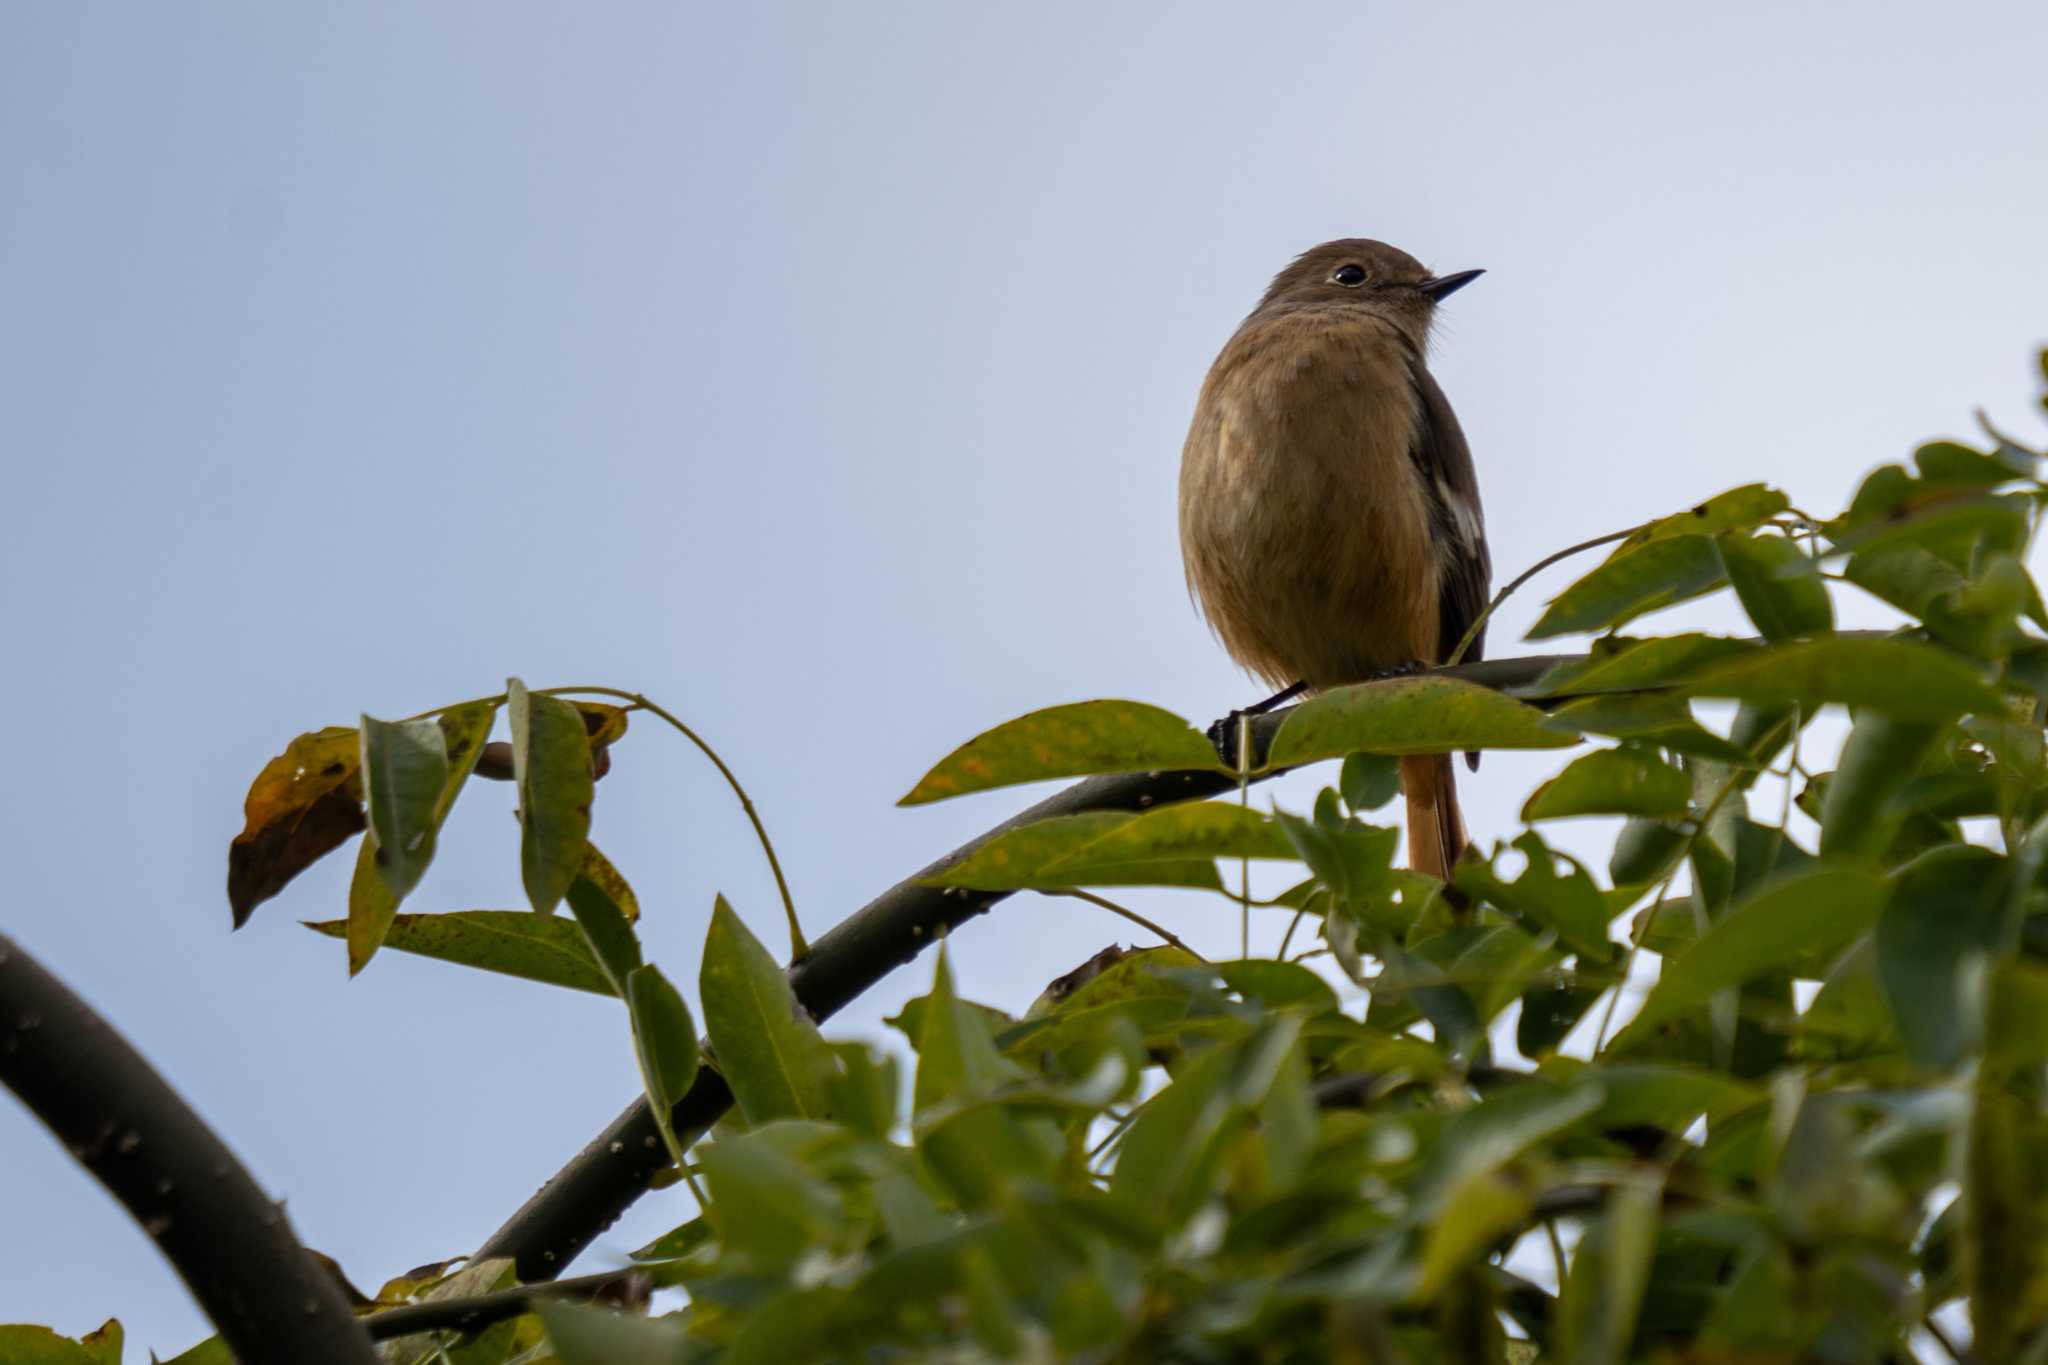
[1179,239,1491,881]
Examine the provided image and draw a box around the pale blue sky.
[4,2,2045,1355]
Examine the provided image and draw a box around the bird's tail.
[1400,753,1468,883]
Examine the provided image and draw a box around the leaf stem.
[1237,711,1253,959]
[1048,890,1206,960]
[1445,526,1640,667]
[550,686,807,959]
[1276,901,1312,960]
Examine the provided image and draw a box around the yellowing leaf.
[1267,676,1576,768]
[305,910,617,995]
[900,699,1225,805]
[226,726,366,927]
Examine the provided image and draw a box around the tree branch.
[0,933,380,1365]
[472,651,1576,1281]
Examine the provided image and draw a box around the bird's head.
[1255,238,1482,347]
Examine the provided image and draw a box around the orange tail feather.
[1399,753,1468,882]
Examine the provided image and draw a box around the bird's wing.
[1408,361,1492,669]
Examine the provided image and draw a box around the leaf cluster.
[18,356,2048,1363]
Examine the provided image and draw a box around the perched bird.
[1179,239,1491,880]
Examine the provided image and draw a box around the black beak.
[1420,268,1484,301]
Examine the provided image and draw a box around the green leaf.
[565,871,643,994]
[1527,634,1759,696]
[0,1326,102,1365]
[700,896,836,1124]
[1875,845,2006,1069]
[75,1322,120,1365]
[155,1337,233,1365]
[1268,675,1576,767]
[825,1041,900,1142]
[536,1300,691,1365]
[344,829,398,977]
[1456,831,1617,961]
[342,701,499,975]
[1617,484,1790,549]
[627,963,700,1164]
[1681,636,2006,720]
[1568,1061,1761,1130]
[1818,713,1943,862]
[1518,976,1604,1057]
[899,699,1225,804]
[508,677,595,915]
[1717,532,1833,641]
[1528,534,1726,639]
[1274,797,1411,935]
[1340,752,1403,810]
[1002,946,1202,1056]
[1522,745,1691,821]
[1216,959,1339,1013]
[629,1215,713,1262]
[1556,1172,1661,1365]
[358,714,451,902]
[1844,542,1967,622]
[925,810,1227,893]
[1414,1169,1532,1303]
[1965,964,2048,1359]
[1609,815,1688,886]
[1445,921,1561,1026]
[1110,1015,1303,1220]
[1411,1079,1604,1220]
[1541,692,1754,765]
[913,946,1025,1120]
[1052,801,1296,864]
[1916,439,2026,487]
[1616,868,1889,1044]
[304,909,617,994]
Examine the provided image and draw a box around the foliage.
[13,357,2048,1362]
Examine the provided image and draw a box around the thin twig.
[362,1267,649,1342]
[1048,890,1206,960]
[1920,1312,1966,1363]
[398,682,804,954]
[1276,901,1311,960]
[561,686,807,960]
[1445,526,1640,666]
[1087,1109,1139,1164]
[1237,710,1254,959]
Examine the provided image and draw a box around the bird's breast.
[1179,313,1442,686]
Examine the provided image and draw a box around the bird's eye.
[1331,264,1368,287]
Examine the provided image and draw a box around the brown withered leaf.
[227,727,367,928]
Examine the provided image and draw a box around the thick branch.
[0,933,379,1365]
[473,652,1575,1280]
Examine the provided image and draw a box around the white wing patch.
[1435,476,1483,551]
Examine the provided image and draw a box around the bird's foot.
[1205,682,1306,765]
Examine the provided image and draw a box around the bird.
[1178,238,1491,881]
